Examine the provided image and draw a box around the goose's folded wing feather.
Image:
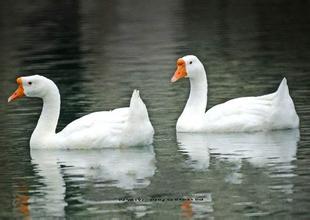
[57,108,129,147]
[205,94,275,131]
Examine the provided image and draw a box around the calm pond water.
[0,0,310,219]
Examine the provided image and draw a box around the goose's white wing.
[204,94,274,132]
[204,78,299,132]
[56,108,129,148]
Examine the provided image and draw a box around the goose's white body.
[9,75,154,149]
[172,55,299,133]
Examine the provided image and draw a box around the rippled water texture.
[0,0,310,219]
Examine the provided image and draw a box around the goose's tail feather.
[121,90,154,146]
[272,77,299,129]
[275,77,289,104]
[128,90,150,122]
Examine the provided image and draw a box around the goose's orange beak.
[171,58,187,83]
[8,78,24,102]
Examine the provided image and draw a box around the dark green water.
[0,0,310,219]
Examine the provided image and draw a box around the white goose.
[8,75,154,149]
[171,55,299,132]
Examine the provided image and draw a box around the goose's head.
[8,75,57,102]
[171,55,205,82]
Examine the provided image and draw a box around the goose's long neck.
[181,71,208,119]
[31,87,60,145]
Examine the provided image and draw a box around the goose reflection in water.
[27,146,156,217]
[177,130,299,218]
[177,129,299,171]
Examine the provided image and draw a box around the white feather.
[12,75,154,149]
[174,56,299,132]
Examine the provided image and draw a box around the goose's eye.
[28,82,32,85]
[189,61,193,64]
